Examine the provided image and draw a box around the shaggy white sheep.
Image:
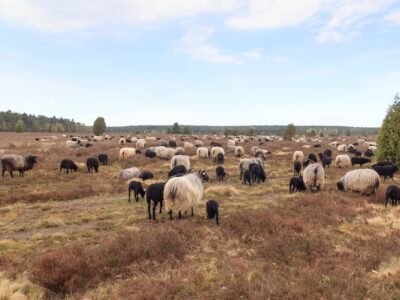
[118,167,141,181]
[136,140,145,150]
[197,147,209,159]
[146,136,156,141]
[239,157,264,178]
[93,136,103,142]
[119,138,126,145]
[194,140,204,147]
[337,144,348,152]
[66,140,79,148]
[119,148,136,159]
[337,169,380,195]
[335,155,351,168]
[293,151,304,163]
[303,163,325,191]
[155,146,176,160]
[211,147,225,159]
[235,146,245,157]
[170,155,191,170]
[183,142,195,149]
[175,147,185,155]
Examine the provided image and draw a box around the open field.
[1,132,400,299]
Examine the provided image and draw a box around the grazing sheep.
[168,140,177,148]
[206,200,219,226]
[254,148,268,160]
[351,157,371,167]
[168,165,187,178]
[234,146,245,157]
[372,165,399,182]
[215,153,224,164]
[289,176,306,194]
[318,153,332,168]
[308,153,317,163]
[157,139,168,147]
[242,170,252,186]
[197,147,209,159]
[145,149,156,158]
[175,147,185,155]
[303,163,325,191]
[139,171,154,181]
[239,158,264,179]
[337,144,348,152]
[183,142,195,149]
[136,141,145,151]
[164,169,209,219]
[119,138,126,145]
[293,151,304,163]
[170,155,191,171]
[128,181,145,202]
[65,140,80,148]
[146,136,156,142]
[294,161,302,176]
[155,146,176,160]
[337,169,380,196]
[249,163,266,183]
[372,161,394,168]
[211,147,225,160]
[194,140,204,147]
[365,149,374,158]
[335,155,351,168]
[147,182,166,220]
[93,136,103,142]
[1,154,38,178]
[119,148,136,160]
[86,158,99,173]
[59,159,78,174]
[98,154,108,165]
[385,185,400,207]
[118,167,141,181]
[216,166,226,181]
[323,149,332,157]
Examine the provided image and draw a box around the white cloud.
[383,10,400,23]
[242,49,263,59]
[226,0,322,30]
[175,27,241,64]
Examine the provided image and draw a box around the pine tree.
[15,119,25,133]
[377,94,400,164]
[283,124,296,140]
[93,117,106,136]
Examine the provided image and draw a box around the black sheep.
[293,161,302,176]
[372,165,399,181]
[206,200,219,226]
[242,170,252,185]
[303,159,311,168]
[59,159,78,174]
[365,149,374,158]
[168,165,187,178]
[145,150,156,158]
[372,161,394,168]
[86,157,99,173]
[385,185,400,207]
[128,181,145,202]
[139,171,154,181]
[168,140,177,148]
[308,153,318,163]
[249,163,266,183]
[289,176,306,194]
[85,143,93,148]
[318,153,332,168]
[351,157,371,167]
[216,153,224,164]
[216,166,226,181]
[146,182,166,220]
[323,149,332,157]
[98,153,108,165]
[313,144,321,148]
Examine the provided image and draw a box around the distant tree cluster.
[0,110,88,133]
[283,124,296,140]
[166,122,192,134]
[377,93,400,164]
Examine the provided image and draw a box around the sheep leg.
[159,201,163,213]
[169,210,173,220]
[191,207,194,217]
[178,211,182,219]
[147,201,152,219]
[9,171,13,178]
[135,192,139,202]
[128,189,131,203]
[216,211,219,226]
[1,169,5,178]
[152,203,156,220]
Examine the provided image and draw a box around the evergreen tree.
[15,119,25,133]
[93,117,106,136]
[283,124,296,140]
[171,122,181,134]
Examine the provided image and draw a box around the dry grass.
[1,132,400,298]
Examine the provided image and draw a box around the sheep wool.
[293,151,304,163]
[337,144,348,152]
[170,155,191,171]
[119,148,136,159]
[164,173,204,213]
[235,146,245,157]
[119,138,126,145]
[303,163,325,191]
[211,147,225,159]
[197,147,209,159]
[335,155,351,168]
[118,167,141,182]
[338,169,380,195]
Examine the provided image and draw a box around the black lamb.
[98,153,108,165]
[351,157,371,167]
[289,176,306,194]
[168,165,187,178]
[206,200,219,226]
[59,159,78,174]
[146,182,166,220]
[372,165,399,181]
[216,166,226,181]
[385,185,400,207]
[86,157,99,173]
[293,161,302,176]
[128,181,145,202]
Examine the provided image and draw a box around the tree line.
[0,110,88,133]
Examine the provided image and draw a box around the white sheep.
[93,136,103,142]
[163,170,207,218]
[337,144,348,152]
[175,147,185,155]
[170,155,191,170]
[234,146,245,157]
[194,140,204,147]
[329,141,339,148]
[227,139,236,146]
[146,136,157,142]
[118,167,141,181]
[293,151,304,163]
[227,144,236,153]
[66,140,79,148]
[155,146,176,160]
[136,140,145,151]
[119,138,126,145]
[369,146,377,153]
[197,147,209,159]
[335,155,351,168]
[303,163,325,191]
[183,142,195,149]
[337,169,380,195]
[239,157,264,178]
[119,148,136,159]
[211,147,225,159]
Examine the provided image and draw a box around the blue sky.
[0,0,399,127]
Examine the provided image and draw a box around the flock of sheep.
[2,133,400,225]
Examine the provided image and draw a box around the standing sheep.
[164,170,209,220]
[335,155,351,168]
[118,167,141,181]
[59,159,78,174]
[98,154,108,165]
[293,151,304,163]
[337,169,380,196]
[239,158,264,179]
[147,182,166,220]
[128,181,145,202]
[303,163,325,192]
[119,148,136,160]
[197,147,209,159]
[170,155,191,171]
[385,185,400,207]
[1,154,38,178]
[234,146,245,158]
[206,200,219,226]
[337,144,348,152]
[86,158,99,173]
